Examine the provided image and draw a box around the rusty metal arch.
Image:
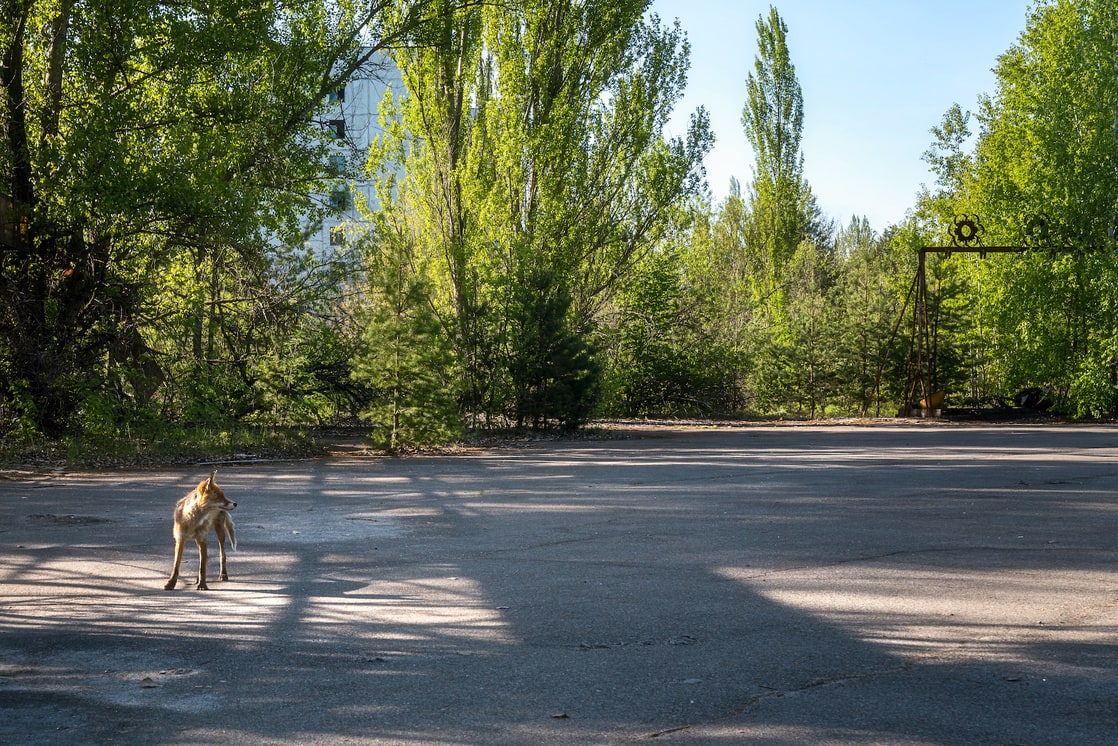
[902,213,1079,417]
[862,214,1083,418]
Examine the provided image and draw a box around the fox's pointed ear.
[198,469,217,494]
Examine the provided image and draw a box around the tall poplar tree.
[741,5,818,298]
[375,0,712,428]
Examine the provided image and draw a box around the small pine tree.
[505,267,601,430]
[352,233,460,451]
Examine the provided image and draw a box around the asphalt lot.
[1,423,1116,745]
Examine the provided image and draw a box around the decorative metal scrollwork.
[929,210,1082,254]
[1023,213,1051,248]
[949,214,984,248]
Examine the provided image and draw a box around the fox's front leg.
[194,538,209,590]
[164,538,185,590]
[215,520,230,582]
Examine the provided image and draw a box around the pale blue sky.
[650,0,1030,231]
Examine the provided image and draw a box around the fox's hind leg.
[164,537,185,590]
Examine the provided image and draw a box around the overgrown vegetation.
[2,0,1116,463]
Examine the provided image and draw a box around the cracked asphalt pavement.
[1,423,1117,745]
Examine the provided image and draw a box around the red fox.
[164,470,237,590]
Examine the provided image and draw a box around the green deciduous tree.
[741,5,821,300]
[600,223,742,417]
[0,0,445,436]
[939,0,1118,415]
[375,0,711,429]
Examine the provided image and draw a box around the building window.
[330,153,347,176]
[327,119,346,139]
[328,86,346,103]
[330,227,346,246]
[329,187,350,211]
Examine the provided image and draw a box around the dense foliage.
[2,0,1116,452]
[914,0,1118,416]
[600,0,1118,419]
[0,0,444,438]
[355,0,711,439]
